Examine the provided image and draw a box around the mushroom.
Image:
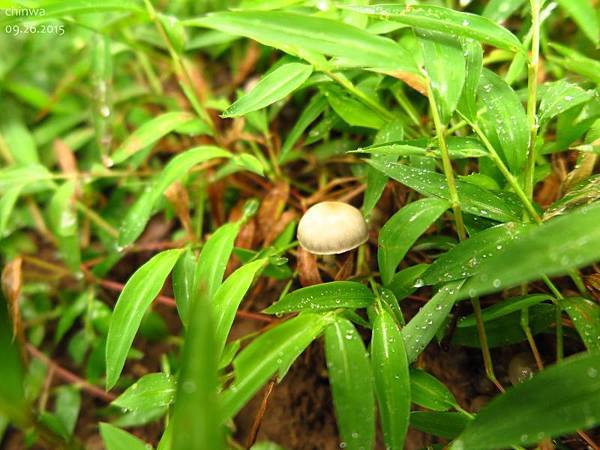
[297,201,368,255]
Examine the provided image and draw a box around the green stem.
[426,77,502,391]
[520,307,544,370]
[426,79,466,241]
[524,0,542,200]
[471,296,504,392]
[325,71,395,122]
[467,119,542,223]
[143,0,215,132]
[76,201,119,238]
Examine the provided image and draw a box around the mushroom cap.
[297,201,368,255]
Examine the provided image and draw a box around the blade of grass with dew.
[343,4,523,52]
[112,373,176,412]
[402,280,464,363]
[264,281,374,314]
[325,317,375,450]
[453,352,600,449]
[367,160,521,222]
[221,312,333,419]
[560,297,600,351]
[372,307,410,450]
[458,202,600,300]
[378,197,450,286]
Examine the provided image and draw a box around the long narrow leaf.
[105,249,183,389]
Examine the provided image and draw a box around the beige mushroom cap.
[297,201,368,255]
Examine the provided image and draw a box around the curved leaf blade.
[378,197,450,285]
[453,352,600,449]
[112,373,176,412]
[100,423,151,450]
[213,259,267,356]
[325,317,375,450]
[476,69,529,174]
[105,249,183,389]
[185,11,417,73]
[459,203,600,300]
[421,222,531,286]
[560,296,600,351]
[118,146,231,247]
[221,313,331,419]
[410,368,459,411]
[368,160,520,222]
[172,283,225,450]
[111,112,197,165]
[223,63,313,117]
[264,281,374,314]
[372,308,410,450]
[402,280,464,363]
[345,4,523,52]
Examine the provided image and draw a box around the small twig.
[27,344,116,403]
[246,379,276,449]
[97,278,275,323]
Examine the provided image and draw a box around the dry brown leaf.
[165,181,193,240]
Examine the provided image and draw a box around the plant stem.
[426,79,466,241]
[143,0,215,132]
[472,296,504,392]
[524,0,542,200]
[76,201,119,238]
[426,77,502,391]
[520,308,544,370]
[467,119,542,223]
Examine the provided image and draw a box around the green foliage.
[106,249,183,389]
[1,0,599,448]
[454,352,600,449]
[325,317,375,450]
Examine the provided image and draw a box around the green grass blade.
[418,30,465,124]
[410,368,459,411]
[368,160,520,222]
[118,146,231,247]
[111,112,197,165]
[221,313,332,419]
[172,287,225,450]
[345,4,523,52]
[213,259,267,357]
[402,281,464,362]
[112,373,176,412]
[222,62,312,118]
[325,317,375,450]
[459,202,600,300]
[476,69,529,174]
[453,352,600,449]
[100,423,152,450]
[372,308,410,450]
[264,281,374,314]
[105,249,183,389]
[378,197,449,286]
[560,297,600,351]
[184,11,418,73]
